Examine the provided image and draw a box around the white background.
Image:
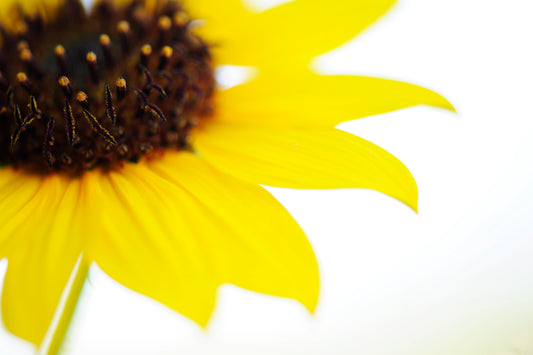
[2,0,533,354]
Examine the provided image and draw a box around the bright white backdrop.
[2,0,533,354]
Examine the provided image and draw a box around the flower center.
[0,0,214,174]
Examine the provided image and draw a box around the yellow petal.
[151,153,319,312]
[0,0,62,26]
[183,0,254,67]
[182,0,248,21]
[214,73,454,127]
[197,0,395,69]
[0,168,43,256]
[115,0,248,19]
[0,170,83,346]
[193,124,418,211]
[82,167,218,326]
[0,0,45,15]
[84,152,318,325]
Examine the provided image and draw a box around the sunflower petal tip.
[420,87,456,114]
[437,96,457,114]
[302,299,319,315]
[397,187,418,213]
[296,282,320,315]
[409,193,419,213]
[197,319,211,332]
[183,304,215,331]
[1,305,43,347]
[395,196,417,214]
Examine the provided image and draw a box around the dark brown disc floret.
[0,0,215,174]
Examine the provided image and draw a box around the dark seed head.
[0,0,214,175]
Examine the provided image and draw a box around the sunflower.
[0,0,453,353]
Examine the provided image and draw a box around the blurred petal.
[82,167,218,326]
[0,171,83,346]
[184,0,254,67]
[0,0,63,25]
[194,124,418,211]
[0,168,43,256]
[214,73,454,127]
[84,152,318,325]
[182,0,248,21]
[207,0,396,69]
[106,0,247,17]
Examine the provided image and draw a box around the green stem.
[45,258,89,355]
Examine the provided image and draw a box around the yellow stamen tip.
[86,52,97,63]
[20,49,32,62]
[117,21,130,33]
[55,44,65,56]
[174,11,189,26]
[141,44,152,56]
[16,72,28,82]
[58,76,70,87]
[158,16,172,30]
[76,91,88,102]
[161,46,173,58]
[100,34,111,46]
[116,77,127,88]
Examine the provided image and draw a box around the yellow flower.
[0,0,453,351]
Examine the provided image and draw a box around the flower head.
[0,0,453,350]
